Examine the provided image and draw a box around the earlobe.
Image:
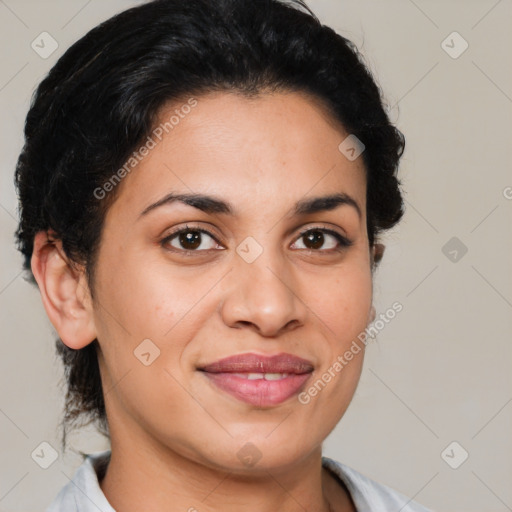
[371,243,385,267]
[31,231,97,350]
[368,244,384,323]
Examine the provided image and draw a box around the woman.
[14,0,433,510]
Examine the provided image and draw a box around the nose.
[220,251,307,338]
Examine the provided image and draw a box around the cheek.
[296,266,371,433]
[92,255,204,432]
[95,250,203,340]
[92,250,227,390]
[309,263,373,344]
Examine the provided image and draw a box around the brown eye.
[292,227,352,252]
[177,230,202,250]
[302,230,325,250]
[162,226,221,252]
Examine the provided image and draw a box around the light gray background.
[1,1,511,511]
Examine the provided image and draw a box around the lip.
[199,352,314,374]
[198,352,314,407]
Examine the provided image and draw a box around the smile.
[198,352,314,407]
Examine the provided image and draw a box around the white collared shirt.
[45,450,433,512]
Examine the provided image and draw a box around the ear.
[371,243,385,269]
[368,243,384,323]
[31,231,97,349]
[368,305,376,324]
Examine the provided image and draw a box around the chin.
[198,433,318,474]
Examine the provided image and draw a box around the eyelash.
[160,224,353,255]
[295,226,353,253]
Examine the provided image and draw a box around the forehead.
[105,91,367,221]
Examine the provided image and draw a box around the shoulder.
[322,456,435,512]
[45,450,114,512]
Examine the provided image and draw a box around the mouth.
[198,352,314,407]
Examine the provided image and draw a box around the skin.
[32,91,383,512]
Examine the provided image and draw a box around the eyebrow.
[139,191,362,219]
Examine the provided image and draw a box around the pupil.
[305,230,324,249]
[179,230,201,250]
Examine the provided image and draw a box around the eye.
[160,224,352,255]
[291,227,352,252]
[161,225,222,253]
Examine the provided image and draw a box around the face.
[89,91,375,471]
